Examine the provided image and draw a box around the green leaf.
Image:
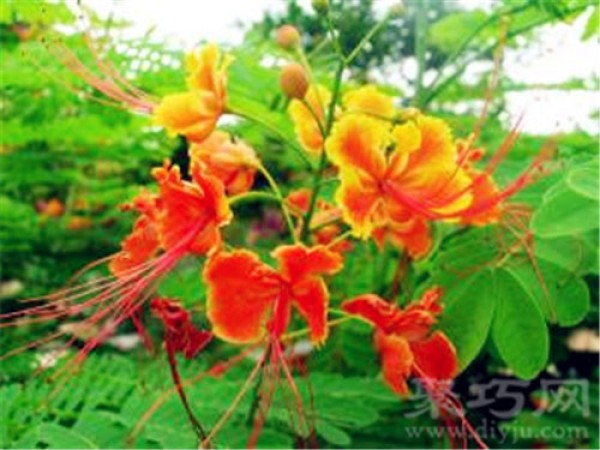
[439,269,495,371]
[531,182,599,238]
[428,10,492,54]
[582,6,599,40]
[508,261,590,327]
[491,269,549,379]
[535,233,599,275]
[566,165,599,200]
[14,423,98,449]
[316,420,351,447]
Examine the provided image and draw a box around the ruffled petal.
[109,215,160,277]
[185,43,231,101]
[375,216,432,259]
[204,250,280,344]
[153,91,220,142]
[410,331,458,381]
[288,85,331,153]
[341,294,399,331]
[189,131,258,195]
[389,287,443,341]
[374,331,414,396]
[326,115,388,181]
[109,191,162,277]
[391,120,421,156]
[291,278,330,345]
[336,169,383,238]
[343,85,395,119]
[272,244,343,285]
[152,163,230,255]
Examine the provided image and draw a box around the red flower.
[204,244,343,345]
[151,297,212,359]
[342,287,458,395]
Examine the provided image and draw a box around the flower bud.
[276,24,301,50]
[312,0,329,14]
[280,63,309,99]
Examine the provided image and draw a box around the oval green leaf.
[491,269,549,380]
[439,269,495,372]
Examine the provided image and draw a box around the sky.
[84,0,599,135]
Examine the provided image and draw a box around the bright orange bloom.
[189,130,259,195]
[285,189,350,252]
[154,44,232,143]
[325,105,538,257]
[204,244,343,345]
[109,161,232,277]
[342,287,458,395]
[288,85,331,153]
[1,163,231,369]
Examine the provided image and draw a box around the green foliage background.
[0,0,598,448]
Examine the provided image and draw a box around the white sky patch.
[82,0,599,135]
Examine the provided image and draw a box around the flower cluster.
[4,18,548,447]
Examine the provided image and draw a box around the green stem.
[325,12,344,57]
[301,98,327,139]
[228,191,280,207]
[425,3,529,97]
[345,11,393,65]
[257,163,298,243]
[413,0,428,106]
[300,59,345,242]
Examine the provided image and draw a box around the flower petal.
[152,163,230,255]
[288,85,331,153]
[272,244,343,284]
[341,294,399,331]
[326,115,388,181]
[204,250,280,344]
[410,331,458,381]
[343,85,395,119]
[373,216,432,259]
[336,169,383,238]
[391,120,421,156]
[189,131,258,195]
[374,331,413,396]
[154,91,220,142]
[291,278,330,345]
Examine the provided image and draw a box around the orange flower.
[288,85,331,153]
[108,191,162,277]
[189,130,259,195]
[1,163,231,369]
[154,44,232,143]
[325,112,499,257]
[109,161,232,277]
[341,287,458,396]
[204,244,343,345]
